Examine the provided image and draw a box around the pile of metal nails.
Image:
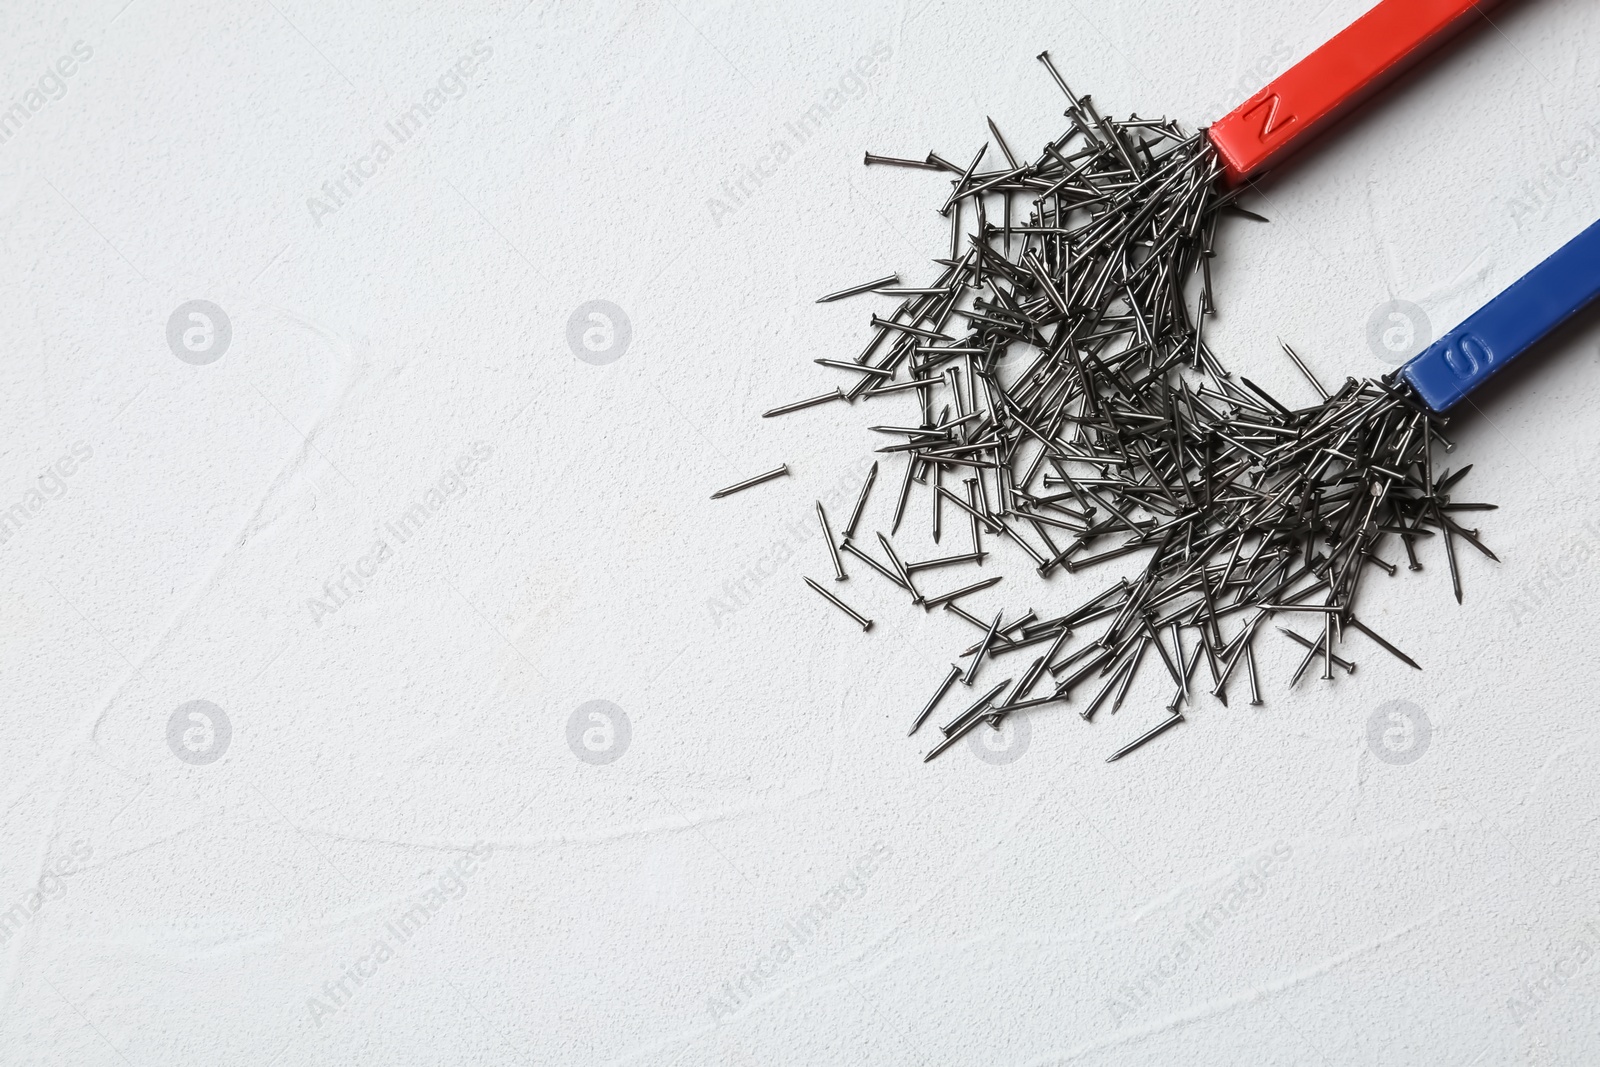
[725,53,1496,764]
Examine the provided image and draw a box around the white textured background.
[3,0,1599,1063]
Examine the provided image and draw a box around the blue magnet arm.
[1401,217,1600,412]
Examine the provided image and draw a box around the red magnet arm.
[1208,0,1502,186]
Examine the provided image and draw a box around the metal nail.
[712,465,789,499]
[804,576,873,631]
[816,501,847,581]
[1105,713,1184,762]
[910,664,962,736]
